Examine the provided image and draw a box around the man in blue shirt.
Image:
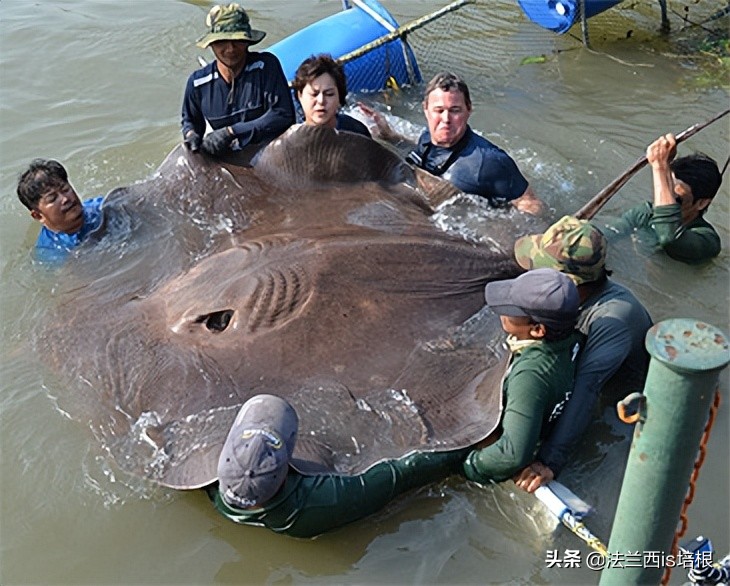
[181,4,295,159]
[16,158,103,261]
[361,72,545,215]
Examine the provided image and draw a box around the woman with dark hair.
[292,54,371,137]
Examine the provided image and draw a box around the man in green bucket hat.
[510,215,653,492]
[181,3,294,159]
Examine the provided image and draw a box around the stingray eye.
[195,309,234,332]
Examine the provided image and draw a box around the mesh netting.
[339,0,729,92]
[342,39,421,96]
[568,1,729,50]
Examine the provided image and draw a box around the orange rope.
[661,390,722,586]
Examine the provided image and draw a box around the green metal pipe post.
[600,319,729,586]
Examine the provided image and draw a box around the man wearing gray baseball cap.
[209,394,469,537]
[462,268,583,485]
[216,394,298,510]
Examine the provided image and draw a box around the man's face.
[298,73,340,129]
[673,174,710,224]
[211,40,250,72]
[30,181,84,234]
[423,88,471,148]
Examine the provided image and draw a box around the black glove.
[201,128,234,156]
[184,131,202,152]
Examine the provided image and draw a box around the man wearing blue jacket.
[181,4,295,158]
[16,158,103,262]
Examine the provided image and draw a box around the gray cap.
[485,268,579,330]
[217,394,298,509]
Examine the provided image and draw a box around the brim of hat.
[513,234,540,271]
[490,303,532,319]
[196,29,266,49]
[485,280,529,318]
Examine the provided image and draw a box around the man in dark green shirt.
[601,133,722,264]
[462,268,583,484]
[210,394,467,538]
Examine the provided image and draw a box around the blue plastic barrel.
[266,0,421,92]
[517,0,623,34]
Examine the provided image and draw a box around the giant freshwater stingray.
[38,125,545,490]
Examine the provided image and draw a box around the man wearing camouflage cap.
[181,4,294,158]
[511,215,652,492]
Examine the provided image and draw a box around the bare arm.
[357,102,413,146]
[647,133,678,207]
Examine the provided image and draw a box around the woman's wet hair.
[17,159,69,210]
[292,54,347,107]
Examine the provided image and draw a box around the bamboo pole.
[575,109,730,220]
